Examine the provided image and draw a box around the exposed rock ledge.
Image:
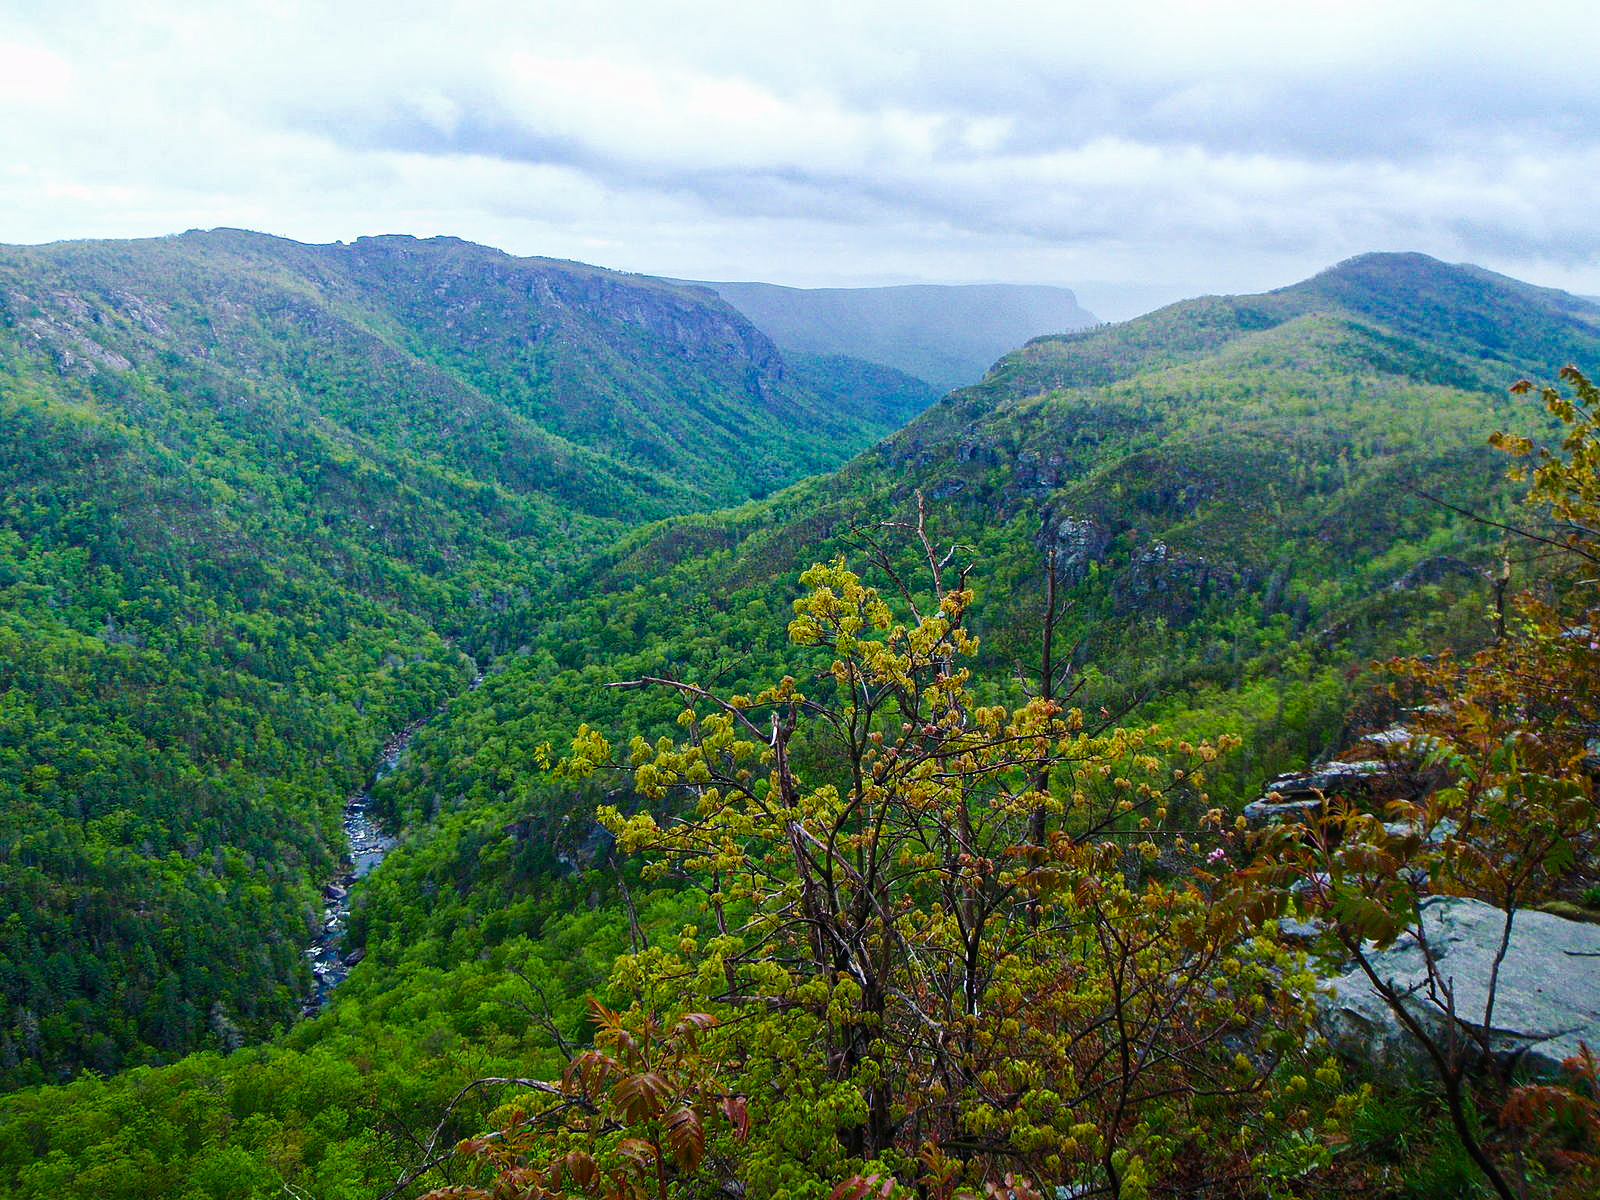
[1319,897,1600,1079]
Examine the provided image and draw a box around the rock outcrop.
[1112,540,1256,622]
[1040,515,1112,586]
[1319,897,1600,1079]
[1243,725,1445,826]
[1245,760,1390,825]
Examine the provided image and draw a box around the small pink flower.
[1207,847,1228,863]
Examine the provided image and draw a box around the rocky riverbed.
[301,667,483,1016]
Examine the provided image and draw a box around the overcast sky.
[2,1,1595,319]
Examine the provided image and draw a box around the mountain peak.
[1285,249,1600,370]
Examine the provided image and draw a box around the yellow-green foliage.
[447,549,1351,1198]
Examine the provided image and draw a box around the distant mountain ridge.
[0,229,919,515]
[680,279,1098,392]
[975,252,1600,404]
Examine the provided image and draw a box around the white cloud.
[0,38,72,104]
[1,0,1597,309]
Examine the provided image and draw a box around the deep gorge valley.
[2,232,1598,1199]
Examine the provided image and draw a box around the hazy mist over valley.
[2,5,1599,1199]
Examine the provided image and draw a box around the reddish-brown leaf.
[720,1094,751,1140]
[611,1070,671,1122]
[663,1105,706,1168]
[556,1149,600,1191]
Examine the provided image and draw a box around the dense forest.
[0,229,931,1088]
[1,241,1598,1198]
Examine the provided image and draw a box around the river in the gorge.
[300,666,484,1016]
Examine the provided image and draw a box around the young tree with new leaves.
[440,508,1346,1199]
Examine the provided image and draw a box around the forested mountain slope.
[370,253,1600,886]
[0,229,926,1088]
[4,250,1600,1197]
[687,279,1097,392]
[2,230,910,514]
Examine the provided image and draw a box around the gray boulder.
[1319,896,1600,1079]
